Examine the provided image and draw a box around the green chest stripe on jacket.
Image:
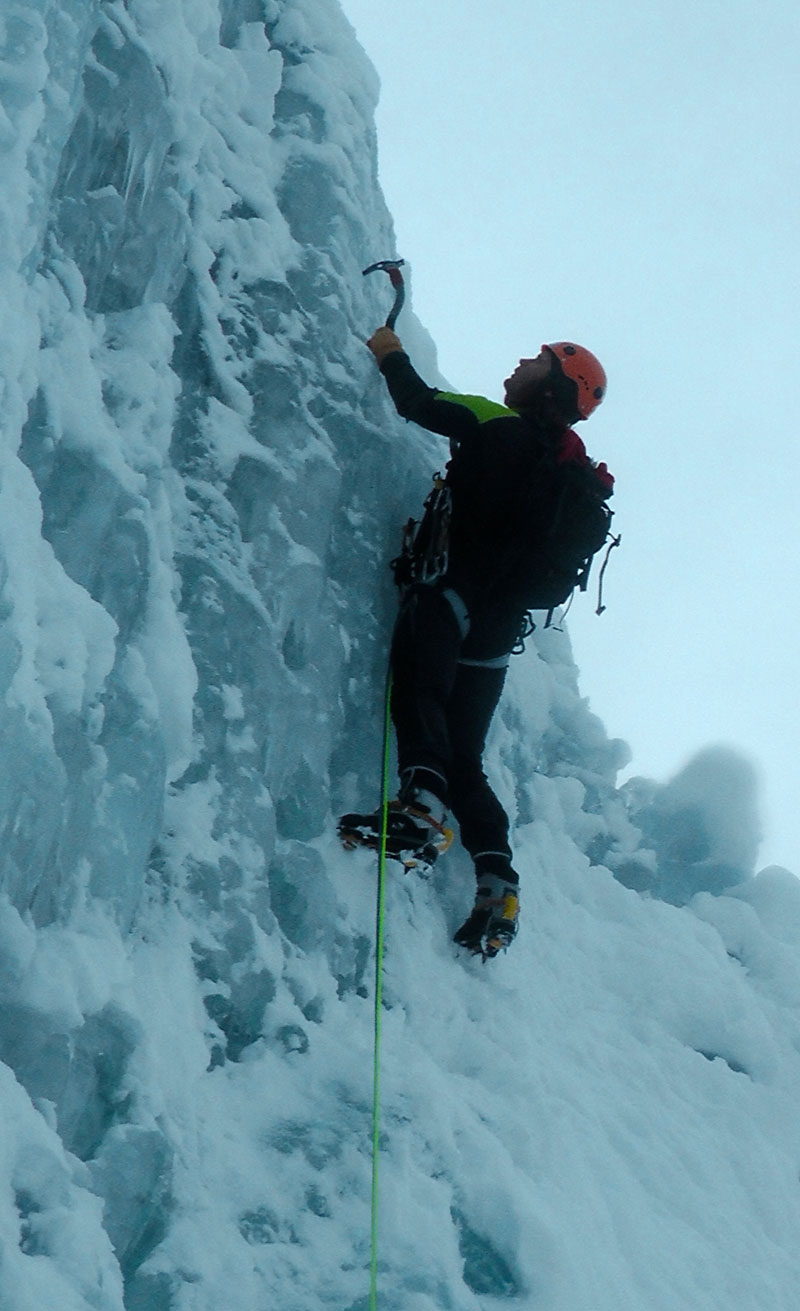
[435,392,518,424]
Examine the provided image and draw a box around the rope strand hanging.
[369,666,393,1309]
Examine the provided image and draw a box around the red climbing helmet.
[543,342,607,419]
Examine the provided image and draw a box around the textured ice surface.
[1,2,798,1309]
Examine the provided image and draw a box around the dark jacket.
[381,351,611,633]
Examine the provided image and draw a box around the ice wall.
[3,0,399,929]
[1,3,798,1309]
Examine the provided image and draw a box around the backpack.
[514,458,617,615]
[391,458,619,619]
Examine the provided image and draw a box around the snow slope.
[1,2,799,1307]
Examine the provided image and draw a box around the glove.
[367,326,404,365]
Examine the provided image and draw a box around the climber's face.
[503,351,554,409]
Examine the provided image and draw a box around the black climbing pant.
[390,584,520,862]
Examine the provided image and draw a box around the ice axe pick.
[362,258,405,330]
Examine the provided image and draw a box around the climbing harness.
[390,472,452,590]
[363,257,406,330]
[369,665,393,1309]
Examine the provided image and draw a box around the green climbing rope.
[370,666,393,1309]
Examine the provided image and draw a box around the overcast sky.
[338,0,800,874]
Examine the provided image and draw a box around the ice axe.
[362,258,405,330]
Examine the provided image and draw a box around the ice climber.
[339,326,612,959]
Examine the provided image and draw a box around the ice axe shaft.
[362,258,405,330]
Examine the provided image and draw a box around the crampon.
[337,800,454,872]
[453,875,520,960]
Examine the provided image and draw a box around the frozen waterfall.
[1,2,799,1309]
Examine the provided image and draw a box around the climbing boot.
[338,788,453,870]
[454,872,520,959]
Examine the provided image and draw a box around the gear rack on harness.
[390,473,453,590]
